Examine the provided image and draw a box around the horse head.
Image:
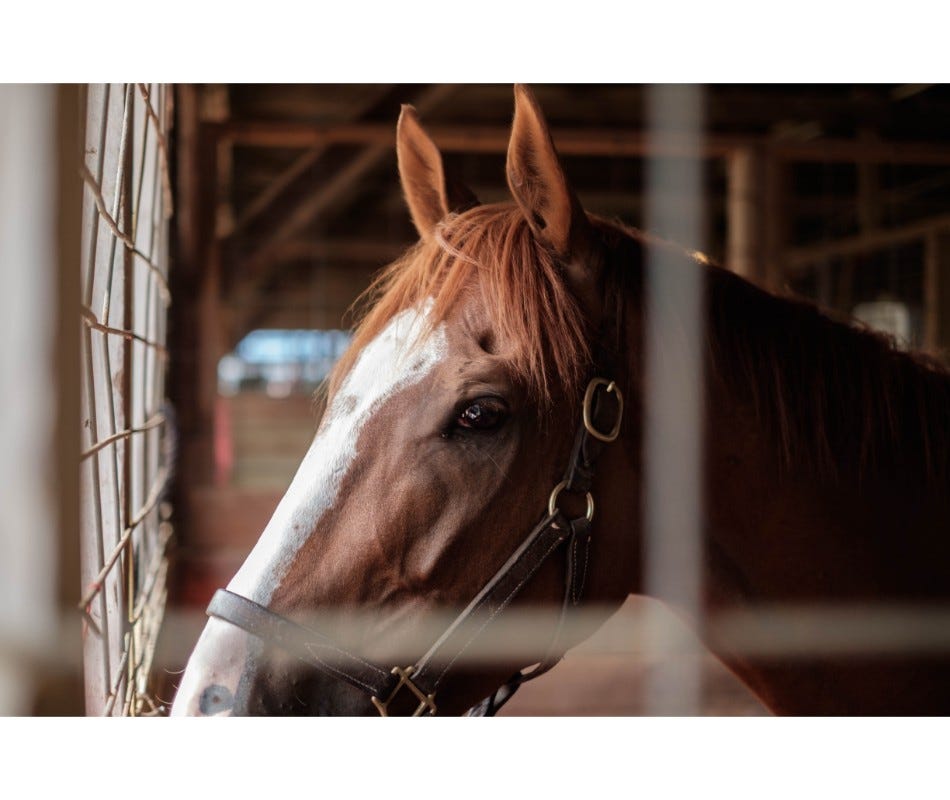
[171,85,642,716]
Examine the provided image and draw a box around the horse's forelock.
[329,203,595,408]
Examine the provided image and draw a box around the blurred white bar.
[643,84,706,714]
[0,85,59,713]
[153,602,950,673]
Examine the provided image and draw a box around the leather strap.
[206,589,396,699]
[207,508,581,706]
[465,370,619,716]
[409,510,572,696]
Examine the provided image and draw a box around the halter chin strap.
[206,372,623,716]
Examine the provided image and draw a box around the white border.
[1,717,948,797]
[2,2,950,82]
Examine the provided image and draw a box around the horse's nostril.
[199,683,234,715]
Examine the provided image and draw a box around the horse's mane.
[704,260,950,486]
[332,202,950,486]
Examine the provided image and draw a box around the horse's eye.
[456,399,506,431]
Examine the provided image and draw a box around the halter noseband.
[206,351,623,716]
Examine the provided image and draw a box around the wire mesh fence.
[78,83,174,716]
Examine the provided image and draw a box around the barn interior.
[161,83,950,715]
[3,82,950,719]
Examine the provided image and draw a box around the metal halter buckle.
[582,378,624,443]
[370,666,437,717]
[548,480,595,523]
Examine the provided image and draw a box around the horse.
[171,85,950,716]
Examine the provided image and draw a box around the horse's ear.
[397,104,478,240]
[506,85,600,308]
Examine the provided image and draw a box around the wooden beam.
[208,119,950,165]
[774,138,950,166]
[268,238,407,266]
[211,120,738,157]
[228,85,396,238]
[239,85,454,276]
[785,212,950,273]
[235,306,355,333]
[227,85,457,342]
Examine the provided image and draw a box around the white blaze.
[230,302,447,603]
[171,303,446,715]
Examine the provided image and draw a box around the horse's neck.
[699,380,950,714]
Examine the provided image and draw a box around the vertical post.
[0,85,63,713]
[762,156,787,292]
[924,229,950,361]
[49,84,83,713]
[643,85,706,715]
[171,86,222,490]
[726,147,763,282]
[727,147,786,290]
[857,129,883,232]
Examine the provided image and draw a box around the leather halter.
[206,352,623,716]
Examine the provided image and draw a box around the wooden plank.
[209,119,950,165]
[785,212,950,273]
[212,119,737,157]
[79,83,132,716]
[775,138,950,165]
[268,238,406,266]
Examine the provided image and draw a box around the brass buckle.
[370,666,437,717]
[582,378,623,443]
[548,480,594,523]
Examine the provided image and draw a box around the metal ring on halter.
[582,378,624,443]
[548,480,594,523]
[370,666,437,717]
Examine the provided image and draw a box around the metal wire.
[79,412,165,461]
[80,305,169,356]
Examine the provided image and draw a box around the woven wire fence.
[78,83,174,716]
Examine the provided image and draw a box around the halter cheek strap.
[464,374,622,716]
[206,374,623,716]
